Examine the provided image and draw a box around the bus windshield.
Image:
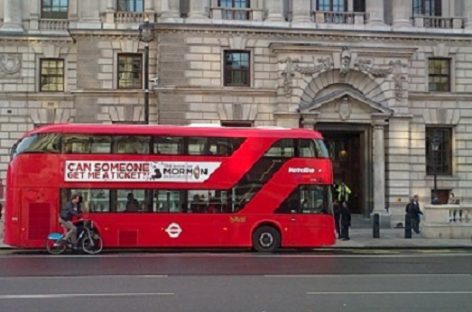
[11,133,61,158]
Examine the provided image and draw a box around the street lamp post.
[138,19,154,124]
[430,133,441,204]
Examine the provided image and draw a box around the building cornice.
[154,86,276,96]
[155,23,472,44]
[409,92,472,101]
[269,42,418,57]
[2,25,471,44]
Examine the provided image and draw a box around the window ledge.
[425,175,459,182]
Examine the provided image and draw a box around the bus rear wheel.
[252,226,280,252]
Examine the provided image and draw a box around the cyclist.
[59,193,82,248]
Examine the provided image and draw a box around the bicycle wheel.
[46,239,66,255]
[82,233,103,255]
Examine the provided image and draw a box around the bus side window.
[264,139,295,158]
[298,139,316,158]
[63,135,90,153]
[153,137,184,155]
[90,136,112,153]
[114,136,150,154]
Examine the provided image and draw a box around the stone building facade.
[1,0,472,226]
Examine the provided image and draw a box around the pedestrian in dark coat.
[405,194,423,234]
[333,200,341,238]
[340,201,351,240]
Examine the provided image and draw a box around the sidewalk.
[333,228,472,248]
[0,221,471,249]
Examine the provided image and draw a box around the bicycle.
[46,219,103,255]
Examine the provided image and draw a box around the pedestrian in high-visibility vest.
[336,182,352,203]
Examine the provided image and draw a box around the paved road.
[0,251,471,312]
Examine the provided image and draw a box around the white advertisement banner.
[65,161,221,182]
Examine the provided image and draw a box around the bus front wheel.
[252,226,280,252]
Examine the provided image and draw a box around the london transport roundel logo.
[165,223,182,238]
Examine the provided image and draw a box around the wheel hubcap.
[259,232,274,248]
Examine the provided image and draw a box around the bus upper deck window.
[63,135,90,153]
[298,139,316,158]
[11,133,61,157]
[114,136,150,154]
[153,137,184,155]
[264,139,295,158]
[90,136,112,153]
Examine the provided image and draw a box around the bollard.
[373,213,380,238]
[404,214,412,239]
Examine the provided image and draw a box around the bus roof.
[27,123,323,139]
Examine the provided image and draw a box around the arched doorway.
[298,75,392,218]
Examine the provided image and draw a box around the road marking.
[0,274,168,280]
[266,274,472,278]
[0,292,175,300]
[306,291,472,295]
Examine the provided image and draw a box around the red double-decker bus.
[4,123,334,251]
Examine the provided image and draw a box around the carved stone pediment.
[303,87,393,123]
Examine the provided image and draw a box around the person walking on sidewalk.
[336,181,352,203]
[406,194,423,234]
[333,199,341,239]
[340,201,351,241]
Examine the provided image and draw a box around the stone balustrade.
[114,11,145,24]
[313,11,367,25]
[413,16,464,29]
[39,19,69,31]
[421,204,472,239]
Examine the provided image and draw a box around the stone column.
[188,0,209,20]
[29,0,40,30]
[144,0,156,22]
[372,122,386,214]
[292,0,312,23]
[266,0,284,22]
[69,0,79,20]
[107,0,115,9]
[465,0,472,29]
[160,0,180,21]
[1,0,24,32]
[251,0,263,21]
[366,0,385,26]
[104,0,115,24]
[392,0,412,28]
[80,0,101,21]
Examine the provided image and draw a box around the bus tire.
[252,226,280,252]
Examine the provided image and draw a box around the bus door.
[20,188,57,247]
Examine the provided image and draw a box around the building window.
[224,51,250,87]
[117,0,144,12]
[428,58,451,92]
[118,54,142,89]
[41,0,68,19]
[317,0,347,11]
[40,59,64,92]
[353,0,365,12]
[221,121,253,127]
[413,0,441,16]
[219,0,250,20]
[426,127,452,176]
